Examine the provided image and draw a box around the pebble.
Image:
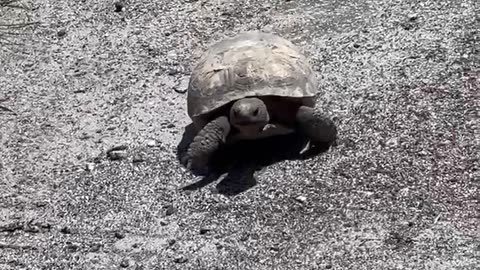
[114,1,125,12]
[22,61,35,68]
[65,241,79,251]
[146,140,157,147]
[168,68,179,76]
[295,195,307,203]
[418,150,429,156]
[119,258,129,268]
[60,226,71,234]
[24,224,40,233]
[173,77,189,94]
[85,163,94,171]
[159,219,168,226]
[34,201,48,207]
[173,84,187,94]
[165,204,175,216]
[174,255,188,263]
[199,227,213,235]
[89,243,102,252]
[386,137,399,147]
[108,151,127,160]
[57,29,66,37]
[114,231,125,239]
[107,144,128,153]
[132,154,146,163]
[408,13,418,21]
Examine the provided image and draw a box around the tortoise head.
[229,97,270,136]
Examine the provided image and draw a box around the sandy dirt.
[0,0,479,269]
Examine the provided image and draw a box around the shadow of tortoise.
[176,123,333,196]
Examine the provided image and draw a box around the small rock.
[408,13,418,21]
[173,76,189,94]
[132,154,145,163]
[342,138,355,148]
[166,123,175,128]
[239,233,249,241]
[57,29,66,37]
[159,219,168,226]
[173,85,187,94]
[168,69,179,76]
[165,204,175,216]
[353,43,361,48]
[434,213,442,224]
[386,137,398,147]
[66,242,79,252]
[24,224,40,233]
[168,239,176,246]
[93,155,102,163]
[34,201,48,207]
[120,258,129,268]
[79,133,92,140]
[114,1,125,12]
[108,151,127,160]
[114,231,125,239]
[36,222,52,230]
[325,263,333,269]
[107,144,128,153]
[146,140,157,147]
[401,22,415,30]
[418,150,428,156]
[85,163,94,171]
[89,243,102,252]
[173,255,188,263]
[60,226,71,234]
[295,195,307,203]
[270,245,279,251]
[199,227,212,235]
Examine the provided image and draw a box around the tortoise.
[182,31,337,172]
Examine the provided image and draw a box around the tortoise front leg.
[183,116,231,174]
[295,106,337,148]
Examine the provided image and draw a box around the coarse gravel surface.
[0,0,479,269]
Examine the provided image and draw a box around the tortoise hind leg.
[183,116,231,174]
[295,106,338,150]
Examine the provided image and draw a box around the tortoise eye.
[253,108,259,116]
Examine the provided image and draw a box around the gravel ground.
[0,0,479,269]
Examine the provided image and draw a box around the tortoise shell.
[186,31,318,123]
